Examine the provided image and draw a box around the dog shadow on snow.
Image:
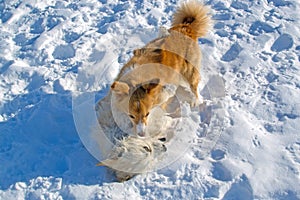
[0,86,117,190]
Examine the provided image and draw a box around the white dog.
[97,135,167,181]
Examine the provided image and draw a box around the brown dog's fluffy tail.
[172,0,211,38]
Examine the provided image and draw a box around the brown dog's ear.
[142,78,160,93]
[111,81,130,95]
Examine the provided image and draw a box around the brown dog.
[109,0,211,136]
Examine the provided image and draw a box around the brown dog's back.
[116,1,211,99]
[109,1,212,136]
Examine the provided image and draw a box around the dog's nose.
[136,121,146,137]
[138,132,145,137]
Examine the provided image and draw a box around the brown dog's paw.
[190,96,201,107]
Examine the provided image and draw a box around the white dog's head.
[97,136,167,181]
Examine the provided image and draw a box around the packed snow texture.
[1,0,300,199]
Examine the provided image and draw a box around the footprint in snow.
[52,44,76,60]
[271,34,293,52]
[211,149,226,161]
[249,21,275,36]
[30,18,45,34]
[13,33,38,47]
[285,142,300,165]
[211,162,232,181]
[267,0,292,7]
[223,174,254,200]
[221,43,242,62]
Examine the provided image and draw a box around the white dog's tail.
[172,0,211,38]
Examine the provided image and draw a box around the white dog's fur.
[95,86,195,181]
[97,135,167,181]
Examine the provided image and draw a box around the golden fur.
[109,1,211,136]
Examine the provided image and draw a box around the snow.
[1,0,300,199]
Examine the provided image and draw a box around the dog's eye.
[129,114,135,119]
[158,137,166,142]
[143,146,151,152]
[145,112,150,117]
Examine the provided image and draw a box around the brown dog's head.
[111,78,161,137]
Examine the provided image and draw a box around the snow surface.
[1,0,300,199]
